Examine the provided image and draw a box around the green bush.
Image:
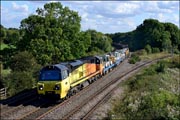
[152,47,160,53]
[139,90,179,119]
[141,49,147,55]
[156,61,167,73]
[143,66,157,75]
[9,51,38,72]
[145,44,152,54]
[3,71,34,96]
[2,51,41,97]
[171,56,180,68]
[129,54,141,64]
[173,48,179,54]
[129,58,136,64]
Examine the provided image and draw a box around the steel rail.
[63,55,171,119]
[35,60,127,120]
[17,55,170,120]
[0,96,38,118]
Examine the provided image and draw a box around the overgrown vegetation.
[107,19,180,53]
[106,56,180,120]
[129,53,141,64]
[1,51,41,96]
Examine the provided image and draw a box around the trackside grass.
[106,55,180,120]
[139,51,171,61]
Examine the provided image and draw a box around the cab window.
[62,70,68,79]
[39,70,61,81]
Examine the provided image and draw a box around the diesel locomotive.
[37,48,129,99]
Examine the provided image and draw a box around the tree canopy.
[107,19,180,52]
[16,2,112,65]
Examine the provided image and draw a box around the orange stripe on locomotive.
[82,56,103,77]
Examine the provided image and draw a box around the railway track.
[35,60,145,119]
[69,55,172,119]
[32,60,129,120]
[0,89,36,109]
[17,99,54,120]
[62,59,153,119]
[0,55,171,120]
[37,55,170,120]
[80,57,166,119]
[0,97,37,118]
[1,96,53,120]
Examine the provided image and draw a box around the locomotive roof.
[41,64,68,72]
[60,60,84,72]
[69,60,83,67]
[54,64,68,70]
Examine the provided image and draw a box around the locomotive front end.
[37,64,70,99]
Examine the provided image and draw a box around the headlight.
[38,85,43,90]
[54,84,60,90]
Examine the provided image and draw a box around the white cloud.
[96,14,103,18]
[1,1,179,32]
[142,1,176,13]
[126,20,136,30]
[12,2,28,13]
[157,1,179,10]
[76,1,179,33]
[114,3,140,14]
[81,13,88,21]
[157,13,166,22]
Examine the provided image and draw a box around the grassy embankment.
[105,54,180,120]
[140,51,171,61]
[129,50,171,64]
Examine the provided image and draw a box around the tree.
[70,31,91,58]
[2,51,41,96]
[9,51,40,72]
[86,29,112,54]
[5,28,20,46]
[164,23,180,48]
[0,25,6,43]
[29,39,54,65]
[161,31,171,51]
[4,71,34,96]
[18,2,84,65]
[108,19,179,53]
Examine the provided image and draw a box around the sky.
[1,1,179,33]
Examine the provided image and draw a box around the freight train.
[37,48,129,99]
